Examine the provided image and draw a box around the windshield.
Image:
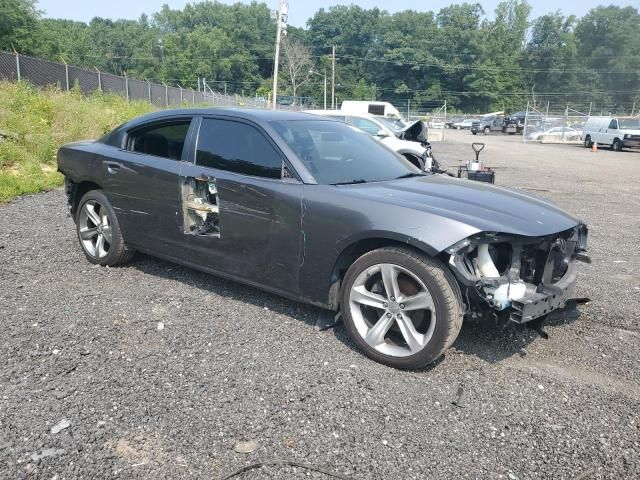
[270,119,420,185]
[375,116,406,132]
[619,118,640,129]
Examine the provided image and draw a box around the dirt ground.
[1,129,639,479]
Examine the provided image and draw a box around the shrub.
[0,81,155,203]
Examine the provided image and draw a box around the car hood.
[622,129,640,135]
[336,175,580,242]
[381,136,427,154]
[397,120,428,144]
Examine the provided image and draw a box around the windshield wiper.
[331,179,368,185]
[394,172,425,180]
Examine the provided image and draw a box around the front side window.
[128,120,191,160]
[270,119,419,185]
[608,119,618,130]
[196,119,283,179]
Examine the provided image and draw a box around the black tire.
[471,131,477,135]
[584,135,592,148]
[483,127,491,135]
[402,153,425,171]
[612,138,622,152]
[75,190,135,266]
[340,247,463,369]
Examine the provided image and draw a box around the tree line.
[1,0,639,114]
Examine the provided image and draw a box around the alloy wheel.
[78,200,112,259]
[348,263,437,357]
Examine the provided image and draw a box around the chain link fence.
[0,50,281,110]
[522,103,590,143]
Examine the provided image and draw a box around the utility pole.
[324,68,327,110]
[331,45,336,109]
[272,0,288,110]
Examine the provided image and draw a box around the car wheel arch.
[327,235,439,310]
[69,179,103,218]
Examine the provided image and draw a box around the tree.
[281,37,313,98]
[0,0,40,52]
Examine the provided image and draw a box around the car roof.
[126,108,327,127]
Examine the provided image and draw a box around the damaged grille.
[519,235,575,286]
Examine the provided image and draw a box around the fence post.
[178,85,183,105]
[124,72,129,101]
[147,80,151,102]
[95,67,102,91]
[163,82,168,107]
[523,101,529,142]
[60,57,69,91]
[443,100,447,142]
[14,50,21,82]
[192,89,195,105]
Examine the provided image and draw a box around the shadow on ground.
[128,252,584,370]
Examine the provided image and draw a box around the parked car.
[453,118,476,130]
[471,113,505,135]
[526,126,581,141]
[57,108,589,369]
[307,110,434,171]
[445,117,462,129]
[581,116,640,151]
[502,111,526,134]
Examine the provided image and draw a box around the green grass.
[0,81,156,203]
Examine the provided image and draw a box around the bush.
[0,81,155,203]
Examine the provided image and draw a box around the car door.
[606,119,618,145]
[99,117,195,257]
[178,116,303,294]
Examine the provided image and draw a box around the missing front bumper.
[509,262,579,324]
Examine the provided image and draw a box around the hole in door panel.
[181,176,220,237]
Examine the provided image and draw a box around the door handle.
[106,162,121,174]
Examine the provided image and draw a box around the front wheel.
[483,127,491,135]
[584,135,592,148]
[76,190,134,266]
[340,247,463,369]
[612,138,622,152]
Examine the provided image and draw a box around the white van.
[582,116,640,151]
[340,101,404,121]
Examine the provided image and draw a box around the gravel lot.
[1,130,639,479]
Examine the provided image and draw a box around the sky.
[35,0,635,27]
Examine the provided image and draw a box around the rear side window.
[127,120,191,160]
[196,119,282,179]
[351,117,381,135]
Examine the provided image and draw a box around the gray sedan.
[57,109,589,369]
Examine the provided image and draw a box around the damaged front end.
[446,224,589,323]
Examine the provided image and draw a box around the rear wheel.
[340,247,463,369]
[584,135,593,148]
[76,190,134,266]
[612,138,622,152]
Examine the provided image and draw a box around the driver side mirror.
[375,129,390,138]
